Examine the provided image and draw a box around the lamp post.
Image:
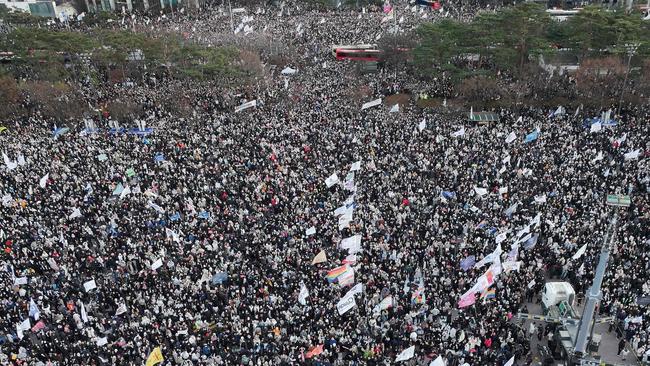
[616,43,640,117]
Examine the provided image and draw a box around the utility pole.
[573,214,617,356]
[616,43,640,117]
[393,4,398,80]
[573,194,629,360]
[228,0,234,33]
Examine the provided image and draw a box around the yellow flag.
[146,347,164,366]
[311,250,327,265]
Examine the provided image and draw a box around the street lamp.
[617,42,640,116]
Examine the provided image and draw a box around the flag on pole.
[411,279,426,304]
[39,173,49,188]
[298,282,309,305]
[81,302,89,323]
[458,291,476,308]
[336,293,357,315]
[374,295,393,313]
[145,347,164,366]
[115,303,127,316]
[474,187,488,196]
[504,356,515,366]
[480,288,496,301]
[451,126,465,137]
[29,298,40,320]
[305,344,324,359]
[337,266,355,286]
[326,265,349,283]
[572,244,587,260]
[460,255,475,271]
[395,346,415,362]
[430,355,445,366]
[311,250,327,264]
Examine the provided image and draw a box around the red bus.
[335,48,382,62]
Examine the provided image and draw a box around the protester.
[1,1,649,365]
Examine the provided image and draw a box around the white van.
[542,282,576,309]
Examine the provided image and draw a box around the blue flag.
[460,255,476,271]
[198,211,210,219]
[524,131,539,143]
[441,191,456,199]
[211,272,228,285]
[29,298,40,320]
[154,153,165,162]
[170,212,181,221]
[524,233,539,250]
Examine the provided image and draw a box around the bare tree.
[575,56,626,106]
[0,77,23,120]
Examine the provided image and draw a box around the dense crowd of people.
[1,1,649,365]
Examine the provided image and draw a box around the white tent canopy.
[281,67,298,75]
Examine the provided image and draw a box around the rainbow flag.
[411,288,426,305]
[480,288,496,300]
[326,265,349,283]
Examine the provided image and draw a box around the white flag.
[3,153,17,170]
[504,356,515,366]
[418,119,426,132]
[298,282,309,305]
[96,337,108,346]
[115,303,127,316]
[529,213,542,227]
[430,356,445,366]
[18,154,27,166]
[81,302,89,323]
[572,244,587,260]
[344,283,364,298]
[16,324,24,340]
[165,228,181,243]
[389,104,399,113]
[147,201,165,213]
[534,194,547,204]
[505,132,516,143]
[19,318,31,331]
[39,173,49,188]
[350,161,362,171]
[624,149,641,161]
[451,126,465,137]
[325,173,339,188]
[590,122,602,133]
[151,258,163,271]
[361,98,382,110]
[68,208,82,219]
[592,151,603,163]
[474,187,488,196]
[340,235,361,252]
[234,99,257,113]
[119,185,131,199]
[83,279,97,292]
[336,293,356,315]
[395,346,415,362]
[305,226,316,236]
